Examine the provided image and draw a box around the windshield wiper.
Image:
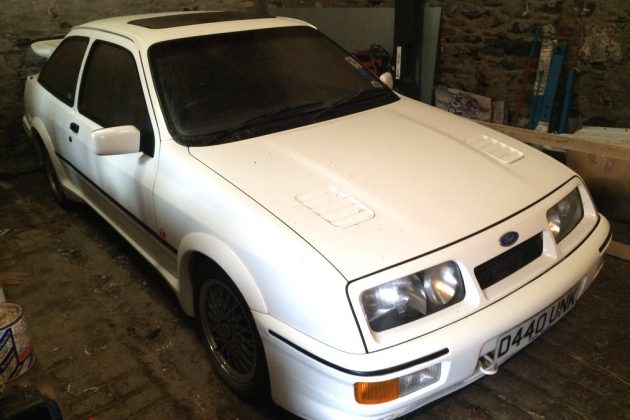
[313,88,391,122]
[212,101,324,142]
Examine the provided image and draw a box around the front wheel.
[196,275,269,401]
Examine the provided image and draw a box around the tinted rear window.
[38,36,89,106]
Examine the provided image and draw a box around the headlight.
[546,188,583,243]
[360,261,465,332]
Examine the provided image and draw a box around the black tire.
[39,144,74,210]
[196,273,270,401]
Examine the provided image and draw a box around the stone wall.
[0,0,261,173]
[272,0,629,130]
[436,0,629,129]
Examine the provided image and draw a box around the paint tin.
[0,303,35,383]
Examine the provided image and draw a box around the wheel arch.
[28,118,65,177]
[177,232,268,317]
[28,117,82,205]
[28,117,53,152]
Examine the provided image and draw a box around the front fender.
[177,232,267,316]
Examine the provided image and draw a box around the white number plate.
[494,285,579,365]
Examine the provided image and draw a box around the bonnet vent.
[296,186,374,229]
[464,134,524,164]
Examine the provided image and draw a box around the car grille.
[475,233,543,289]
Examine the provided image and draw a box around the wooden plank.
[478,121,630,162]
[606,241,630,262]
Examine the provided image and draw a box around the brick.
[134,400,198,420]
[121,386,163,414]
[479,368,551,416]
[70,387,115,417]
[112,369,151,396]
[49,345,140,392]
[460,381,529,420]
[422,393,492,419]
[91,405,131,420]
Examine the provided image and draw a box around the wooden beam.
[478,121,630,162]
[607,241,630,262]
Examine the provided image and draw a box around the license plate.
[494,285,579,365]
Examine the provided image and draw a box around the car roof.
[74,11,311,47]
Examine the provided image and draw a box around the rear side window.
[79,41,154,156]
[38,36,89,106]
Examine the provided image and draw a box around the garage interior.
[0,0,628,418]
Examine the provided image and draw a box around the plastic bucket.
[0,303,35,383]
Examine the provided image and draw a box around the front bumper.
[255,214,610,419]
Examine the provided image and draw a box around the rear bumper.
[255,214,610,419]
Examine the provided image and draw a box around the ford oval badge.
[500,231,519,247]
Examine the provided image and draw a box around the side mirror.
[91,125,141,156]
[379,72,394,89]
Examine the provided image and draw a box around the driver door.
[70,35,158,232]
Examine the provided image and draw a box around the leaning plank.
[606,241,630,262]
[479,121,630,162]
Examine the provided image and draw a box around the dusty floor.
[0,170,628,419]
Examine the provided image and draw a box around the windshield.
[149,25,398,146]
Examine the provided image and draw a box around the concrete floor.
[1,171,628,419]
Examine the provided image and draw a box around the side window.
[79,41,154,156]
[38,37,89,106]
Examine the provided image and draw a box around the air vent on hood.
[296,186,374,229]
[464,134,524,164]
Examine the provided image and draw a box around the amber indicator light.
[354,378,400,404]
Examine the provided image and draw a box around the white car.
[23,11,611,419]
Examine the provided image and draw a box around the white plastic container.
[0,303,35,383]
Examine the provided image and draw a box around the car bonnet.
[189,98,574,281]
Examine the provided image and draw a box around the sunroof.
[129,11,273,29]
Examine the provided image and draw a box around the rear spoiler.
[31,38,63,59]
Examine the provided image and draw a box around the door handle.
[70,122,80,133]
